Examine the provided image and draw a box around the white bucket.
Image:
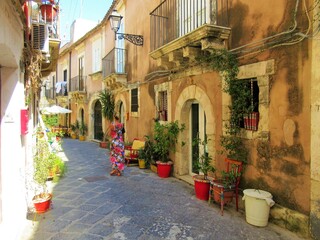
[242,189,275,227]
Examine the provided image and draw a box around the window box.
[243,112,259,131]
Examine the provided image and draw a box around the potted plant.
[138,148,147,169]
[98,89,115,147]
[192,136,215,201]
[32,138,53,213]
[153,121,185,178]
[78,121,87,141]
[210,159,243,209]
[98,89,115,121]
[40,0,58,22]
[48,153,67,182]
[99,125,111,149]
[70,120,79,139]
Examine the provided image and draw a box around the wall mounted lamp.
[108,9,144,46]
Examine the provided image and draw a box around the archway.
[174,85,215,182]
[94,101,103,140]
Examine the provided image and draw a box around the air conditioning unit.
[31,23,49,54]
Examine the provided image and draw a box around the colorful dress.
[110,121,125,173]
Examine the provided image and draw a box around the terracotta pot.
[193,175,211,201]
[33,193,52,213]
[211,180,234,204]
[99,141,108,148]
[156,161,172,178]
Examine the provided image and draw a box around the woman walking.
[109,115,125,176]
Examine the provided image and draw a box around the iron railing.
[102,48,127,78]
[70,76,86,92]
[150,0,229,51]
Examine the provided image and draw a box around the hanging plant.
[98,89,115,121]
[197,49,249,163]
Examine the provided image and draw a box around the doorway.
[190,102,206,175]
[94,101,103,140]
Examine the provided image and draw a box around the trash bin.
[242,189,275,227]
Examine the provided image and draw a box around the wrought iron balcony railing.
[102,48,127,78]
[150,0,229,51]
[70,76,86,92]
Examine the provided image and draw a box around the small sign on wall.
[20,109,29,135]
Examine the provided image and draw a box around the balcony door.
[177,0,211,37]
[78,56,84,91]
[115,23,125,73]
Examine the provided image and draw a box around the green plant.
[221,168,241,189]
[138,135,154,168]
[33,139,52,193]
[98,89,115,121]
[153,121,185,163]
[71,120,80,135]
[42,114,59,128]
[197,49,248,163]
[192,135,215,180]
[49,154,67,182]
[79,122,88,136]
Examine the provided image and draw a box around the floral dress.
[110,122,125,172]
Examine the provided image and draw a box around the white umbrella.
[42,105,72,114]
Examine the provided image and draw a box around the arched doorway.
[174,86,215,182]
[94,101,103,140]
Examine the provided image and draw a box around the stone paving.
[20,138,305,240]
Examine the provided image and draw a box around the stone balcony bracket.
[150,24,231,70]
[103,73,127,90]
[69,92,87,103]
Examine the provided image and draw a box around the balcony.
[28,1,61,77]
[150,0,231,69]
[102,48,127,90]
[69,76,87,103]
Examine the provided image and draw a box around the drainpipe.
[68,51,72,127]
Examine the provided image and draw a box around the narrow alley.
[19,139,303,240]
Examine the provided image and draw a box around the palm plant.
[98,89,115,121]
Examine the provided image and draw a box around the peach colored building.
[54,0,320,238]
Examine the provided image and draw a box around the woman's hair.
[114,115,119,121]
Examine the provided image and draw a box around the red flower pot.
[100,141,108,148]
[33,193,52,213]
[40,4,57,21]
[211,180,234,204]
[193,175,211,201]
[156,161,172,178]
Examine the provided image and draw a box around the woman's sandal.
[110,169,117,176]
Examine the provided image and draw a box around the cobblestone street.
[20,139,304,240]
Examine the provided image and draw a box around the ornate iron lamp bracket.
[116,33,144,46]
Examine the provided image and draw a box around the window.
[237,78,259,130]
[158,91,168,121]
[92,38,101,72]
[131,88,138,112]
[154,82,171,122]
[79,56,84,91]
[63,69,67,82]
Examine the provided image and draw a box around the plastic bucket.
[242,189,275,227]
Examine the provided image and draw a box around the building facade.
[0,0,61,238]
[54,0,320,238]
